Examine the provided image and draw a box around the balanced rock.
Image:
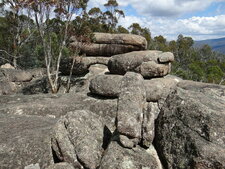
[117,72,146,148]
[155,80,225,169]
[70,33,147,56]
[60,57,109,75]
[108,50,174,78]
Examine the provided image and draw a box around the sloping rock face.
[0,114,56,169]
[70,33,147,56]
[154,80,225,169]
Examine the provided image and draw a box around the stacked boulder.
[89,51,179,147]
[60,32,147,76]
[84,33,180,167]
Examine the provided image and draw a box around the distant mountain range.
[194,37,225,54]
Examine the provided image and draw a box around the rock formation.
[0,33,225,169]
[70,33,147,56]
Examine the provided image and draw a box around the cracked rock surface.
[154,80,225,169]
[52,110,104,169]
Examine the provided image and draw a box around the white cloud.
[89,0,225,17]
[119,0,225,17]
[119,15,225,40]
[88,0,225,40]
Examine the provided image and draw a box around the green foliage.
[128,23,151,46]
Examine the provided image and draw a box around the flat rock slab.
[93,33,147,49]
[0,114,56,169]
[0,92,118,133]
[155,81,225,169]
[108,50,173,78]
[99,141,162,169]
[71,42,145,56]
[70,33,147,56]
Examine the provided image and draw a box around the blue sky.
[88,0,225,40]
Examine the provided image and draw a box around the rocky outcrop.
[70,33,147,56]
[1,33,225,169]
[154,80,225,169]
[108,50,173,78]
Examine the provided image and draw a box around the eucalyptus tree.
[23,0,88,93]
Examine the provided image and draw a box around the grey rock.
[89,74,123,97]
[0,92,117,132]
[24,163,41,169]
[52,110,104,169]
[155,81,225,169]
[59,64,108,94]
[46,162,75,169]
[70,42,143,56]
[70,33,147,56]
[108,50,173,78]
[142,102,160,147]
[20,77,50,95]
[119,135,139,149]
[26,68,47,78]
[0,81,17,95]
[0,68,33,82]
[0,114,56,169]
[136,61,171,78]
[0,63,15,69]
[89,75,179,104]
[117,72,146,147]
[144,77,179,102]
[158,52,175,63]
[99,141,162,169]
[93,33,147,49]
[60,57,109,75]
